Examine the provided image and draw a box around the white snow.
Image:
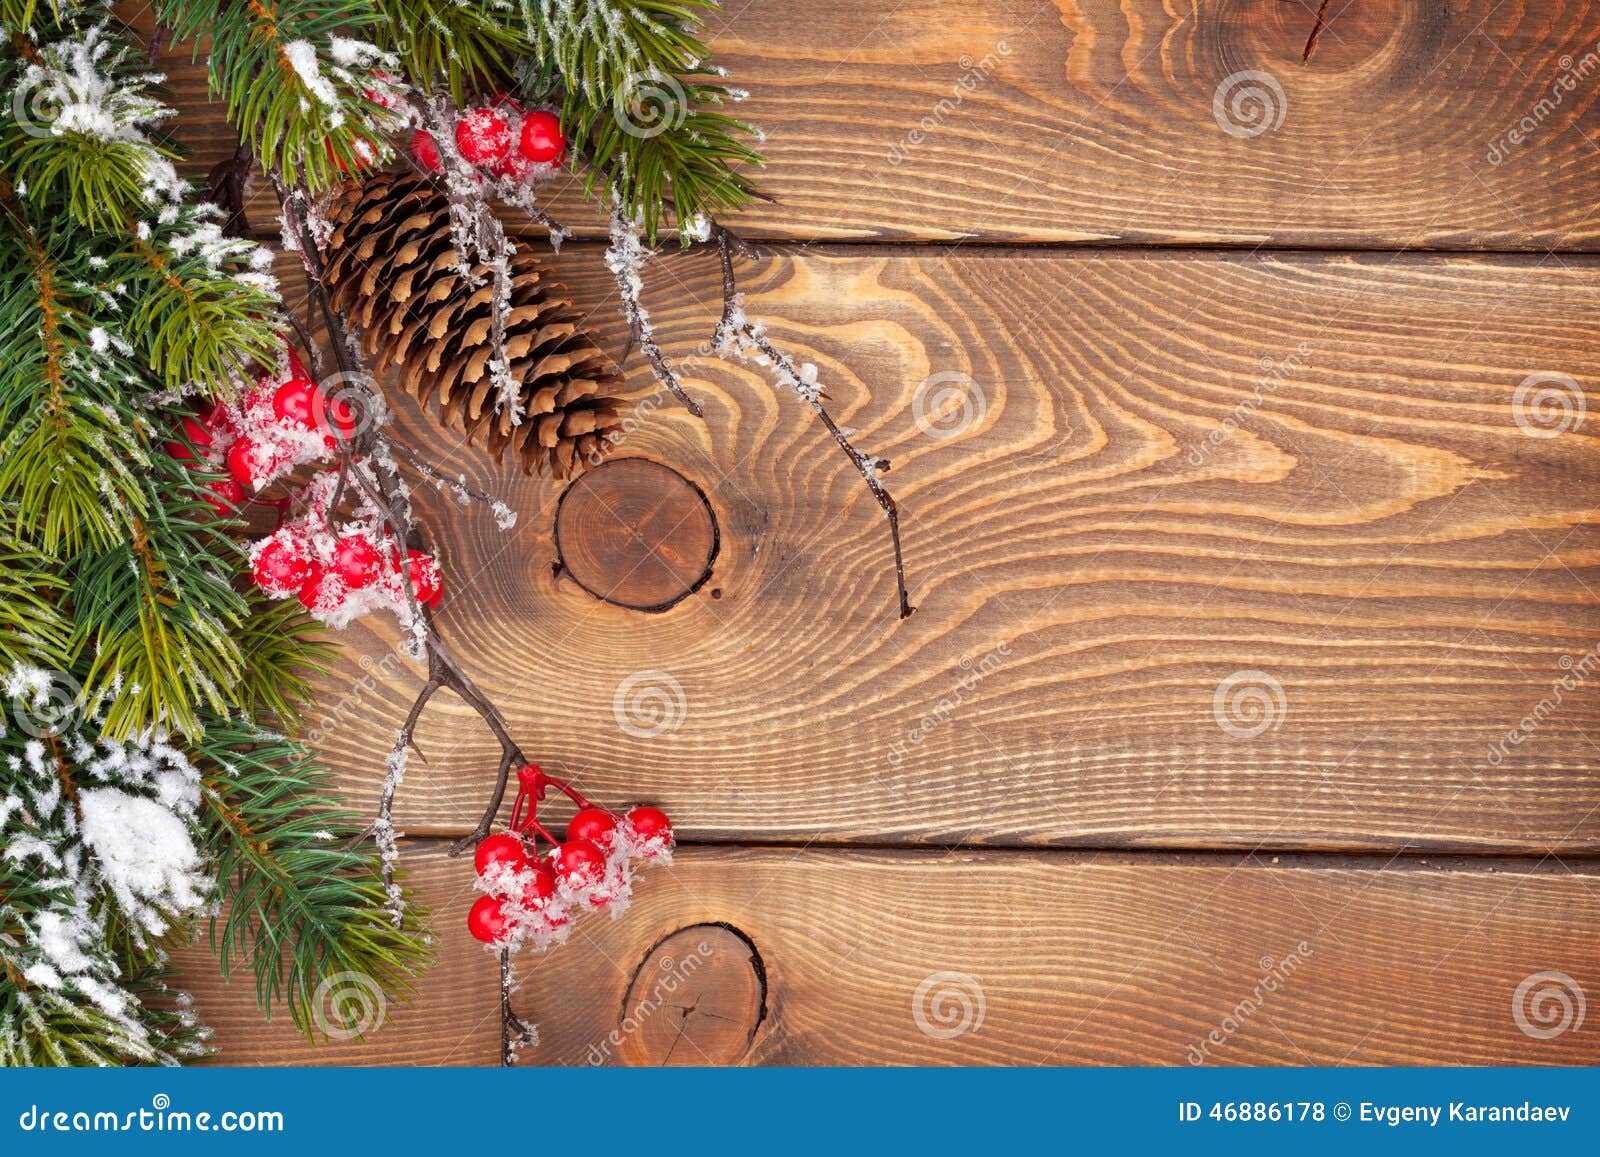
[77,788,207,935]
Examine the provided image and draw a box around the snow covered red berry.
[251,533,312,593]
[331,534,384,589]
[272,378,321,429]
[566,807,617,849]
[474,832,533,878]
[551,840,606,889]
[455,107,512,167]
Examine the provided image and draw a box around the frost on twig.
[710,229,914,619]
[605,194,703,417]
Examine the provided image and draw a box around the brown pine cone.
[322,171,622,479]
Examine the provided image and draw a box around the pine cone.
[322,171,622,479]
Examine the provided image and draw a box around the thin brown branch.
[711,228,914,619]
[606,196,703,417]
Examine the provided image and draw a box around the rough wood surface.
[170,844,500,1067]
[177,844,1600,1066]
[279,247,1600,852]
[139,0,1600,248]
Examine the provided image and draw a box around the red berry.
[296,561,329,611]
[512,862,558,909]
[226,436,261,488]
[252,536,312,593]
[331,535,383,590]
[466,895,513,945]
[326,137,376,173]
[312,390,358,444]
[489,149,532,182]
[627,806,672,844]
[204,477,245,517]
[517,110,564,164]
[410,129,441,172]
[473,832,533,879]
[363,73,402,109]
[567,808,618,848]
[455,107,511,167]
[272,378,321,430]
[165,416,214,464]
[395,549,442,607]
[551,840,606,887]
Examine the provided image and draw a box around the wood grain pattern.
[176,843,1600,1066]
[169,844,501,1066]
[136,0,1600,247]
[280,247,1600,852]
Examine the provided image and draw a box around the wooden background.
[143,0,1600,1064]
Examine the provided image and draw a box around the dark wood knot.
[614,924,767,1066]
[554,458,719,612]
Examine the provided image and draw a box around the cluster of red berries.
[412,97,565,183]
[165,341,444,627]
[467,764,673,949]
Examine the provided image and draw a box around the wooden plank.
[136,0,1600,247]
[169,843,501,1066]
[276,247,1600,852]
[178,845,1600,1065]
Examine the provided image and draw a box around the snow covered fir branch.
[1,0,910,1065]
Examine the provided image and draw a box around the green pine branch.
[154,0,401,194]
[196,720,429,1039]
